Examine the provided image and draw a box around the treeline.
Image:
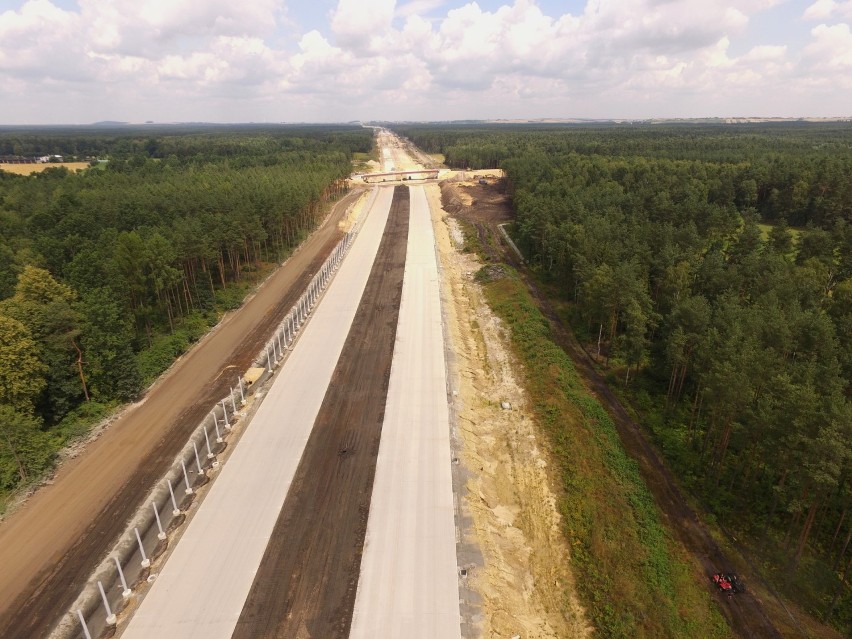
[0,126,370,494]
[0,124,371,161]
[396,123,852,630]
[397,122,852,228]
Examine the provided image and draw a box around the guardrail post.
[134,527,151,568]
[113,556,132,598]
[181,460,193,495]
[77,609,92,639]
[221,400,231,429]
[204,426,214,459]
[152,502,166,540]
[231,387,238,413]
[212,413,223,443]
[98,581,116,625]
[238,377,245,405]
[192,442,203,475]
[167,478,181,515]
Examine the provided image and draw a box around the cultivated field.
[0,162,91,174]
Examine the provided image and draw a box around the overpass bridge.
[355,169,440,183]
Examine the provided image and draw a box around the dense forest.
[0,125,371,498]
[395,122,852,631]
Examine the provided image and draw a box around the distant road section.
[349,185,461,639]
[121,186,392,639]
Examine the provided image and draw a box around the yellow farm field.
[0,162,90,175]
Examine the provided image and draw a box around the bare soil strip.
[232,186,409,639]
[0,191,361,639]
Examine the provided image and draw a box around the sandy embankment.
[426,183,591,639]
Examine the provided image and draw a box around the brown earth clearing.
[233,186,409,639]
[0,189,364,639]
[440,177,806,639]
[0,162,91,175]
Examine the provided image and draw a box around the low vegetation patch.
[479,264,728,639]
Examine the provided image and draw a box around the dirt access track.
[442,178,784,639]
[0,189,363,639]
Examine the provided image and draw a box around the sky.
[0,0,850,124]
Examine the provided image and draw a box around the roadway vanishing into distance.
[349,185,460,639]
[0,128,464,638]
[122,187,394,638]
[121,139,462,637]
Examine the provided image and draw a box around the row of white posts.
[260,230,355,372]
[72,224,360,639]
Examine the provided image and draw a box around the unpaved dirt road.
[0,190,361,639]
[443,178,783,639]
[233,186,409,639]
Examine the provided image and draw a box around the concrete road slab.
[120,187,392,639]
[349,185,461,639]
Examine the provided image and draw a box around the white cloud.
[804,22,852,71]
[0,0,849,123]
[803,0,852,20]
[330,0,396,52]
[396,0,447,18]
[0,0,86,79]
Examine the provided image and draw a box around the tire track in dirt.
[232,186,409,639]
[0,190,362,639]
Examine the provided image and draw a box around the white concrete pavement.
[349,185,461,639]
[120,186,392,639]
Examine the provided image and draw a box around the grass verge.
[477,263,729,639]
